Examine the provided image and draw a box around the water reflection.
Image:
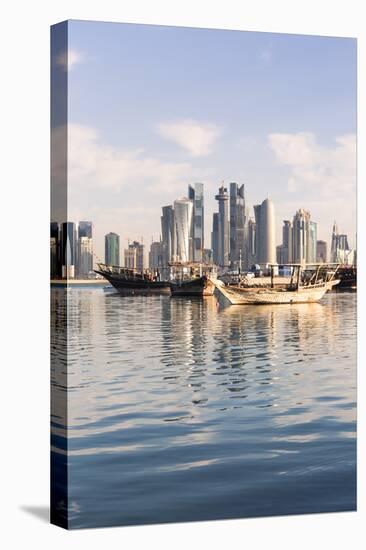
[51,289,356,528]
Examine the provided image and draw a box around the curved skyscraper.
[253,198,276,265]
[174,197,193,263]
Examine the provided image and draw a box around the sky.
[60,20,356,262]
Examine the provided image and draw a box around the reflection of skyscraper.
[215,186,229,267]
[253,198,275,264]
[211,213,219,265]
[105,232,120,266]
[161,205,175,266]
[61,222,76,278]
[78,221,93,276]
[188,183,204,262]
[174,197,193,263]
[230,183,247,269]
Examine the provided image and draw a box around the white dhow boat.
[211,264,340,305]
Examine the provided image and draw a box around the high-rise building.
[214,185,230,267]
[281,220,292,264]
[125,241,145,271]
[149,241,164,269]
[105,232,120,266]
[78,221,93,276]
[161,205,175,266]
[188,182,204,262]
[330,221,338,262]
[174,197,193,263]
[309,221,317,263]
[78,221,93,238]
[247,218,256,267]
[78,237,93,277]
[316,240,328,263]
[50,222,60,278]
[211,213,219,265]
[292,209,311,264]
[61,222,77,278]
[229,183,248,269]
[276,244,286,265]
[330,222,351,263]
[253,198,276,265]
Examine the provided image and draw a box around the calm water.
[51,289,356,528]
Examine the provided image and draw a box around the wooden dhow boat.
[211,264,340,305]
[94,264,170,294]
[169,262,217,297]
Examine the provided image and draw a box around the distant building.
[188,182,204,262]
[247,218,256,267]
[211,213,219,265]
[174,197,193,263]
[203,248,213,264]
[161,205,175,266]
[292,209,317,264]
[230,182,248,269]
[50,222,60,278]
[253,198,276,265]
[281,220,292,264]
[78,221,93,277]
[215,185,230,267]
[330,221,352,263]
[105,232,120,266]
[276,244,286,265]
[78,221,93,239]
[78,236,93,277]
[149,241,164,269]
[316,240,328,263]
[125,241,145,271]
[60,222,77,278]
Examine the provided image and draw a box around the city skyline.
[59,21,356,262]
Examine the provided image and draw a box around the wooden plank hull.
[94,270,171,294]
[213,279,337,305]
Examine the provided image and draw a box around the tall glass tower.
[174,197,193,263]
[229,182,247,269]
[105,232,120,266]
[215,186,229,267]
[253,198,276,265]
[188,182,204,262]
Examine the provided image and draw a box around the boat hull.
[94,270,170,295]
[170,275,215,296]
[213,279,337,305]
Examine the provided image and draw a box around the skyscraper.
[161,205,175,266]
[105,232,120,266]
[247,218,256,267]
[125,241,145,271]
[330,221,338,262]
[316,240,328,263]
[281,220,292,263]
[174,197,193,263]
[78,221,93,238]
[330,222,351,263]
[149,241,164,269]
[309,221,317,263]
[50,222,60,278]
[229,182,247,269]
[215,185,230,267]
[78,221,93,276]
[78,237,93,276]
[188,182,204,262]
[253,198,276,265]
[292,209,311,264]
[60,222,76,278]
[211,213,219,265]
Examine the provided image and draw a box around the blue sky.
[64,20,356,261]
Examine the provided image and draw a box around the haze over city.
[57,21,356,261]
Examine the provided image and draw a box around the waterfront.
[51,288,356,528]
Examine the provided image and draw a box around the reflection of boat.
[211,264,340,305]
[94,264,170,294]
[169,262,217,297]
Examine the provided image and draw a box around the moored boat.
[94,264,170,294]
[211,264,340,305]
[170,275,216,296]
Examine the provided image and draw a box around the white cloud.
[56,48,84,71]
[157,119,220,157]
[268,132,356,198]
